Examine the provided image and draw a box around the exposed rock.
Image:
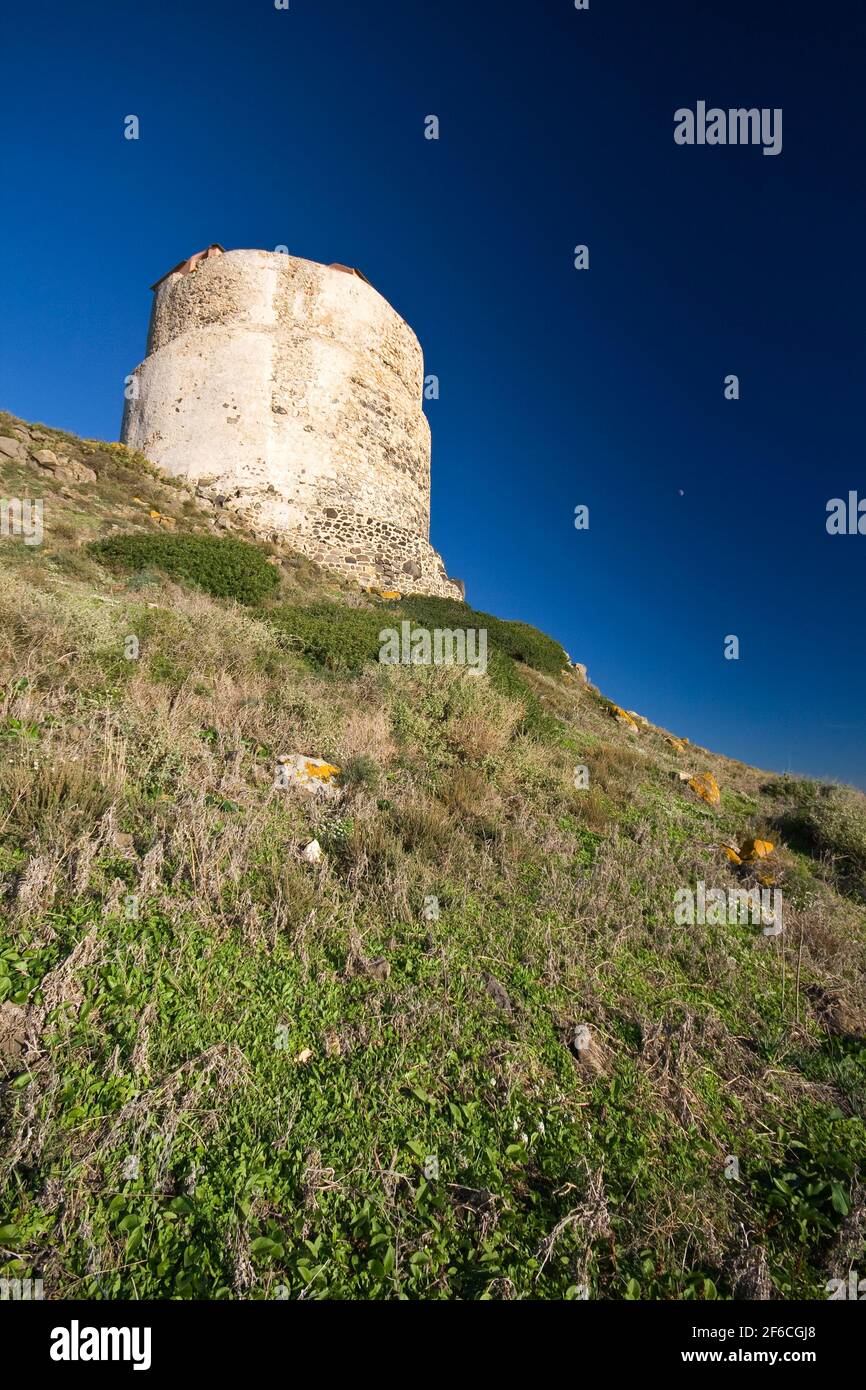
[276,755,342,798]
[729,1246,775,1301]
[739,838,774,862]
[59,459,96,484]
[0,436,27,462]
[348,953,390,983]
[806,985,866,1041]
[824,1186,866,1282]
[481,972,512,1015]
[301,839,323,864]
[568,1022,607,1076]
[32,449,96,484]
[0,1002,28,1070]
[689,772,721,805]
[610,704,639,734]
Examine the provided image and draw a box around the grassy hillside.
[1,410,865,1301]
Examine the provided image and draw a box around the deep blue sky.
[2,0,864,786]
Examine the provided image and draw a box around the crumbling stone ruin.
[121,246,462,598]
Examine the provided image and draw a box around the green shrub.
[269,603,384,672]
[777,783,866,902]
[398,596,568,677]
[338,755,381,792]
[268,599,565,740]
[87,532,280,605]
[270,598,567,678]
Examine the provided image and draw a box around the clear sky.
[2,0,864,787]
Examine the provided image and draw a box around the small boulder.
[568,1022,606,1075]
[301,839,323,864]
[481,972,513,1015]
[739,838,774,863]
[0,436,27,462]
[348,953,390,983]
[0,1002,28,1071]
[610,704,639,734]
[276,755,342,798]
[53,458,97,484]
[689,772,721,805]
[805,986,866,1042]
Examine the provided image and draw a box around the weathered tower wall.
[121,249,461,598]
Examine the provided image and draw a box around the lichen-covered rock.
[739,837,774,862]
[689,772,721,805]
[276,755,341,798]
[610,704,639,733]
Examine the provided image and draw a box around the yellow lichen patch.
[689,772,721,805]
[610,704,639,732]
[722,845,743,865]
[739,838,774,862]
[304,761,341,781]
[149,509,161,520]
[665,734,687,752]
[133,497,145,504]
[377,590,401,600]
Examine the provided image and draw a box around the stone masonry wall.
[121,249,462,599]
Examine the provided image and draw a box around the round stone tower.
[121,247,462,598]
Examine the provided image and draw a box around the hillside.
[1,409,865,1301]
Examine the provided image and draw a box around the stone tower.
[121,246,462,598]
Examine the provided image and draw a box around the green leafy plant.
[88,533,280,605]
